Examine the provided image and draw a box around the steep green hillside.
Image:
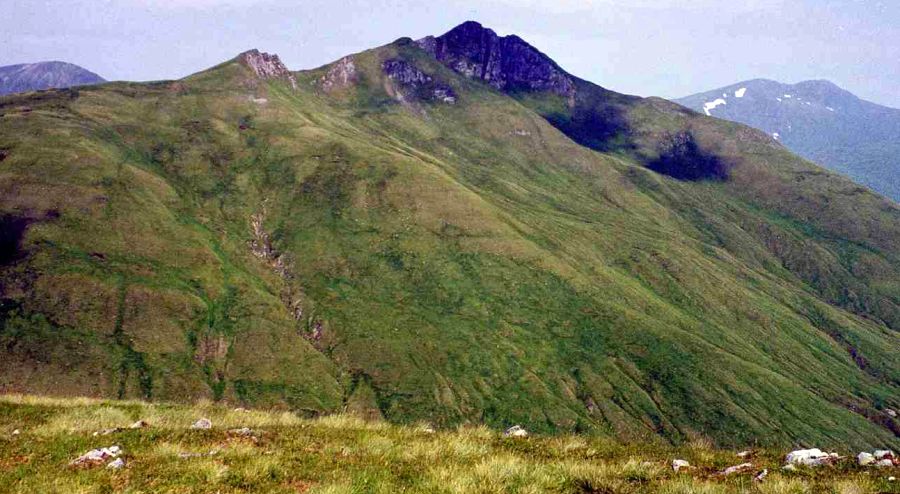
[0,24,898,450]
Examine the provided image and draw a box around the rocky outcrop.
[238,49,297,89]
[415,21,575,103]
[382,59,456,104]
[321,56,357,92]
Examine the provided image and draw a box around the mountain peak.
[0,61,105,96]
[415,21,575,101]
[238,49,297,89]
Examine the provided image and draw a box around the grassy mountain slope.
[3,394,898,494]
[0,28,898,450]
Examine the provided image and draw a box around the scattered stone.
[876,459,894,467]
[889,476,896,481]
[874,450,895,461]
[886,409,897,418]
[858,452,876,466]
[233,407,249,413]
[781,464,797,472]
[672,459,691,472]
[71,446,121,467]
[93,428,120,436]
[130,420,149,429]
[11,429,20,436]
[754,469,768,482]
[736,450,753,458]
[228,427,254,437]
[106,458,125,470]
[191,418,212,430]
[784,448,838,466]
[503,425,528,438]
[718,463,754,476]
[421,425,436,434]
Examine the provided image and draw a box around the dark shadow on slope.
[647,131,730,181]
[0,215,33,266]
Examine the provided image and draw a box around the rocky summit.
[0,21,898,453]
[416,21,575,101]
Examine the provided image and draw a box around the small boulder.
[106,458,125,470]
[781,464,798,472]
[874,450,895,461]
[736,450,753,458]
[92,428,120,436]
[886,409,897,418]
[858,452,876,466]
[71,446,122,467]
[503,425,528,438]
[754,469,768,482]
[130,420,148,429]
[718,463,753,476]
[191,418,212,430]
[421,425,436,434]
[227,427,254,437]
[785,448,836,466]
[672,459,691,472]
[11,429,20,436]
[876,459,894,467]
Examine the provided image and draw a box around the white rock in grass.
[874,450,895,460]
[737,450,752,458]
[876,459,894,467]
[858,452,876,466]
[886,409,897,417]
[130,420,148,429]
[785,448,835,466]
[718,463,753,475]
[191,418,212,430]
[672,459,690,472]
[107,458,125,469]
[11,429,20,436]
[71,446,122,466]
[754,469,768,482]
[503,425,528,438]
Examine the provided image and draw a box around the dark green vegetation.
[676,79,900,202]
[2,395,899,494]
[0,23,899,450]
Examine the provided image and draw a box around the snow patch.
[734,87,747,98]
[784,94,792,98]
[703,98,727,116]
[776,98,782,102]
[773,132,780,140]
[826,107,835,112]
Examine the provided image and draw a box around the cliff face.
[415,21,575,101]
[238,49,297,89]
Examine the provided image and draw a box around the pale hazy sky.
[2,0,898,106]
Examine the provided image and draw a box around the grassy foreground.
[0,395,897,493]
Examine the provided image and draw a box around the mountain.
[676,79,900,202]
[1,22,899,450]
[0,61,106,96]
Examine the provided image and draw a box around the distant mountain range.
[0,61,105,96]
[676,79,900,202]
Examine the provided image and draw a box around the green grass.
[1,394,898,493]
[0,40,898,451]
